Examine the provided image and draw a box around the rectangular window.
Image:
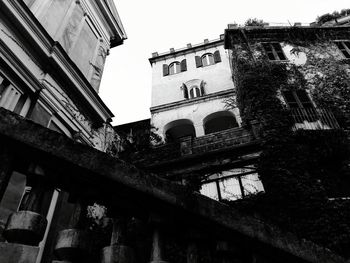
[282,90,313,109]
[335,41,350,59]
[262,43,287,61]
[200,168,264,201]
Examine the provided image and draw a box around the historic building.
[0,0,126,262]
[111,23,350,261]
[140,37,263,201]
[149,36,240,141]
[0,1,349,262]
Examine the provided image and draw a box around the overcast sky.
[99,0,349,125]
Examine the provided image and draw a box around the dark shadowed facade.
[0,2,350,263]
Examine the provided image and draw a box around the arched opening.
[202,53,215,66]
[189,85,201,98]
[164,119,196,142]
[203,111,238,135]
[168,62,181,75]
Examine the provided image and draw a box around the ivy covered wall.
[226,27,350,257]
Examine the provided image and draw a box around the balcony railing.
[290,108,340,130]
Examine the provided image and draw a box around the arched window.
[183,80,206,99]
[195,50,221,68]
[201,53,215,66]
[168,62,181,75]
[189,86,201,98]
[163,60,187,76]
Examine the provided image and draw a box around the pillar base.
[4,210,47,246]
[0,242,39,263]
[102,245,136,263]
[54,229,92,262]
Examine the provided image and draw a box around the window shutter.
[214,50,221,63]
[200,81,206,96]
[182,84,189,99]
[272,43,286,60]
[195,56,202,68]
[180,59,187,72]
[163,64,169,76]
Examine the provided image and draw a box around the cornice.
[150,89,235,114]
[224,25,350,49]
[93,0,127,47]
[1,0,114,124]
[149,39,224,64]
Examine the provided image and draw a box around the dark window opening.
[262,43,287,61]
[335,41,350,59]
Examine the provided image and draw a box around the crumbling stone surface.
[0,242,39,263]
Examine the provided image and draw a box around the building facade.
[0,0,126,262]
[150,36,241,141]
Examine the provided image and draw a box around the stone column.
[101,215,136,263]
[179,136,192,156]
[0,160,47,263]
[0,146,14,202]
[216,241,244,263]
[3,164,51,246]
[150,226,168,263]
[186,241,198,263]
[249,120,262,139]
[54,198,92,263]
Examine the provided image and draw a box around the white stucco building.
[149,36,241,142]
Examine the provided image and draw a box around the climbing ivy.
[226,35,350,257]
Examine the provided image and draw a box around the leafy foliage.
[227,38,350,257]
[316,9,350,25]
[244,18,265,27]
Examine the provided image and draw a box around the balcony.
[133,126,258,168]
[290,108,340,130]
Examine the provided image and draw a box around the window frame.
[262,42,287,61]
[168,62,181,75]
[282,90,314,109]
[189,86,201,98]
[200,169,264,202]
[201,53,215,67]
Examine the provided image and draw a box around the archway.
[164,119,196,142]
[203,111,238,135]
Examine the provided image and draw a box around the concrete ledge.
[0,242,39,263]
[0,109,346,263]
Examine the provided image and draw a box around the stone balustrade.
[0,109,346,263]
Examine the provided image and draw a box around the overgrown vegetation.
[226,32,350,256]
[244,18,265,27]
[316,9,350,25]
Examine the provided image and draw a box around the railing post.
[249,120,261,139]
[0,145,14,202]
[180,136,192,156]
[216,241,244,263]
[186,241,199,263]
[54,198,93,263]
[101,215,136,263]
[149,214,169,263]
[0,162,48,263]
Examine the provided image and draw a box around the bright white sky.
[99,0,349,125]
